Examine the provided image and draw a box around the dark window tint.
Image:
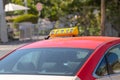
[0,48,93,76]
[95,57,107,76]
[95,44,120,76]
[106,45,120,74]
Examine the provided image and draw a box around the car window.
[12,52,40,72]
[0,48,93,76]
[95,44,120,76]
[107,45,120,74]
[95,57,107,76]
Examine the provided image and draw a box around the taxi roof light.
[49,26,79,38]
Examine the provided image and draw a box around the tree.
[100,0,106,36]
[9,0,120,36]
[66,0,101,35]
[39,0,73,21]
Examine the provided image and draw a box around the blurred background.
[0,0,120,42]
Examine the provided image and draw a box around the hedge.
[13,14,38,23]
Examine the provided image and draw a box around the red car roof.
[20,36,120,49]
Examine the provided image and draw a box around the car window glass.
[0,48,93,76]
[95,57,107,76]
[12,52,40,72]
[95,44,120,76]
[106,45,120,74]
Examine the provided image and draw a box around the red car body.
[18,36,120,80]
[1,36,120,80]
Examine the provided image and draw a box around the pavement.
[0,36,46,57]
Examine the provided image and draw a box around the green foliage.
[9,0,120,35]
[11,0,38,14]
[39,0,73,21]
[11,0,23,5]
[13,14,38,23]
[77,10,101,36]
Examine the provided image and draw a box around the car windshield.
[0,48,93,76]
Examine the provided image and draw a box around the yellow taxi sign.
[49,26,79,37]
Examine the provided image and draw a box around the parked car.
[0,27,120,80]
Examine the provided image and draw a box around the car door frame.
[93,43,120,80]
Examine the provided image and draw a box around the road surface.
[0,40,44,58]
